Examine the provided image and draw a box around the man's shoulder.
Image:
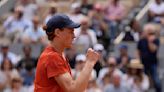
[138,38,147,44]
[42,46,57,55]
[40,47,63,63]
[139,38,146,41]
[40,49,59,60]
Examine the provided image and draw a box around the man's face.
[23,47,31,56]
[155,0,161,4]
[59,28,75,48]
[107,58,116,73]
[14,10,23,19]
[113,75,120,87]
[143,26,156,38]
[1,47,9,54]
[111,0,119,3]
[50,7,57,14]
[120,48,127,56]
[146,30,156,39]
[33,20,39,28]
[81,21,89,31]
[82,0,88,4]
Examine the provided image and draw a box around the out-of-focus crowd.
[0,0,164,92]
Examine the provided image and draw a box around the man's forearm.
[55,48,99,92]
[74,61,94,92]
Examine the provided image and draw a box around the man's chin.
[66,44,73,48]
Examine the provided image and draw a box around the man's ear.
[54,28,61,37]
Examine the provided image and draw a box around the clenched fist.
[86,48,100,65]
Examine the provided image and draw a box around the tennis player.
[34,14,100,92]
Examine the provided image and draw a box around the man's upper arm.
[46,54,68,79]
[46,54,75,92]
[55,72,75,92]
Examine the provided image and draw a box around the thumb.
[87,48,94,52]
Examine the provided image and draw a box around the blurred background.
[0,0,164,92]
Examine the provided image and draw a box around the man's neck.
[114,84,120,88]
[25,54,31,59]
[3,53,7,58]
[34,26,38,30]
[51,41,64,55]
[121,54,128,57]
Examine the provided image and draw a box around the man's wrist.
[85,61,95,67]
